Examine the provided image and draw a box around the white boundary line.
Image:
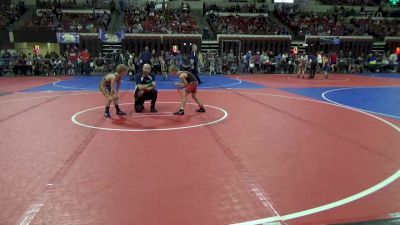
[71,102,228,132]
[233,171,400,225]
[389,212,400,219]
[53,77,244,90]
[322,86,400,119]
[229,91,400,225]
[52,78,102,90]
[255,76,347,87]
[200,78,243,89]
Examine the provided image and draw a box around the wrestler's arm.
[180,73,189,87]
[115,78,121,94]
[110,76,116,95]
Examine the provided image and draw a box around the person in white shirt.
[317,52,323,73]
[389,53,397,64]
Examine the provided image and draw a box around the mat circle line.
[71,102,228,132]
[322,86,400,119]
[53,77,243,90]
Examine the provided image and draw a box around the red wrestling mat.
[0,77,65,93]
[0,77,399,225]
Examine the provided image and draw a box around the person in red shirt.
[330,52,338,72]
[79,49,91,75]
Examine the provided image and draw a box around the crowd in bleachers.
[199,50,399,75]
[0,45,208,76]
[276,8,347,37]
[25,9,111,32]
[274,4,399,39]
[1,46,398,77]
[204,3,290,35]
[350,18,400,38]
[207,13,288,35]
[122,7,146,33]
[0,48,86,76]
[36,0,101,9]
[122,5,199,34]
[0,1,26,30]
[203,3,269,14]
[6,0,398,38]
[319,0,382,6]
[276,5,353,36]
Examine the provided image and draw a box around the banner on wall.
[98,29,125,43]
[319,37,341,45]
[56,32,80,44]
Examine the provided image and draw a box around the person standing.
[317,51,323,73]
[297,54,306,79]
[173,62,205,115]
[99,64,129,117]
[309,53,317,79]
[323,55,330,79]
[189,44,202,84]
[139,46,152,70]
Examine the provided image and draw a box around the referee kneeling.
[134,63,158,113]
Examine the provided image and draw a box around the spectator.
[139,46,152,69]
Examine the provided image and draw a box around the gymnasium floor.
[0,72,399,225]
